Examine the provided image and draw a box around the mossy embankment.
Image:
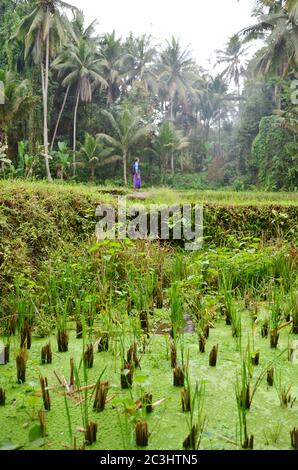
[0,180,297,291]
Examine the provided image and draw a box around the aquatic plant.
[274,370,296,408]
[183,382,206,450]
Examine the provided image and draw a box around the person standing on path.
[132,158,142,190]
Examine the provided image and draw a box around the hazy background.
[69,0,258,67]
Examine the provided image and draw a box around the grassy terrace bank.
[0,180,297,290]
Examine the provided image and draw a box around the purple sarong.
[133,173,142,189]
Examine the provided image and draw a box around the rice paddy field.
[0,181,298,451]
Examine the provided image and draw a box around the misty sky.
[69,0,258,67]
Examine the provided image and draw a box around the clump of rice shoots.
[121,362,133,389]
[20,319,32,350]
[84,344,94,369]
[93,381,109,412]
[0,388,5,406]
[209,345,218,367]
[41,343,52,365]
[16,348,27,383]
[98,333,109,352]
[135,420,149,447]
[173,366,184,387]
[85,421,98,445]
[291,428,298,450]
[183,382,206,450]
[40,376,51,411]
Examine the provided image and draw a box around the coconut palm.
[53,39,108,175]
[99,32,130,107]
[157,37,196,122]
[80,133,120,181]
[0,69,33,146]
[50,11,100,151]
[97,105,152,185]
[15,0,76,182]
[238,0,298,81]
[151,120,189,176]
[216,35,248,100]
[125,34,158,94]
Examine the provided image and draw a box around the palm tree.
[15,0,76,182]
[125,34,158,94]
[52,141,70,181]
[157,37,196,122]
[238,0,297,102]
[53,39,108,175]
[80,133,120,181]
[216,35,248,100]
[50,11,100,151]
[151,120,189,176]
[0,69,33,146]
[97,105,151,185]
[99,32,130,107]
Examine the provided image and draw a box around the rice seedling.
[199,334,206,353]
[289,290,298,334]
[85,421,98,445]
[16,348,27,383]
[127,343,141,369]
[170,282,183,340]
[267,368,274,387]
[181,362,191,412]
[121,362,134,389]
[264,421,283,445]
[0,388,5,406]
[251,351,260,366]
[135,419,149,447]
[84,344,94,369]
[290,428,298,450]
[93,381,109,412]
[20,319,32,350]
[173,366,185,387]
[4,343,9,364]
[40,376,51,411]
[183,382,206,450]
[274,370,296,408]
[41,343,52,365]
[98,332,109,352]
[141,393,153,414]
[269,288,283,349]
[261,319,269,338]
[170,340,177,368]
[38,410,47,438]
[209,345,218,367]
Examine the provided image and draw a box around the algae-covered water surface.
[1,240,298,450]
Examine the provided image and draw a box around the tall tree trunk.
[73,92,80,177]
[42,35,52,182]
[50,85,70,152]
[170,98,175,175]
[218,106,221,158]
[123,149,128,186]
